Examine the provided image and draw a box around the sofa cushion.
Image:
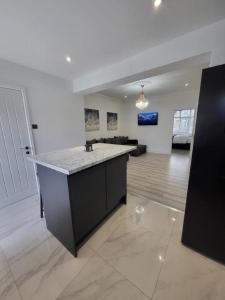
[117,136,128,145]
[113,137,121,144]
[105,138,113,144]
[127,139,138,145]
[99,138,105,143]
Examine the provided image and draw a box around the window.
[173,109,195,135]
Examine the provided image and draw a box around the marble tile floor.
[0,193,225,300]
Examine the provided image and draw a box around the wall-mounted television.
[138,112,158,126]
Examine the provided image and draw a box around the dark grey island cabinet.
[29,144,135,257]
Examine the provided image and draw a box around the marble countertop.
[28,143,136,175]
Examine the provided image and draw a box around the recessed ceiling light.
[158,255,164,261]
[65,56,72,63]
[124,95,127,99]
[185,82,190,87]
[135,205,145,214]
[153,0,162,9]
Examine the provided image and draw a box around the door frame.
[171,107,196,153]
[0,82,38,196]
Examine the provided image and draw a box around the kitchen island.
[29,143,136,257]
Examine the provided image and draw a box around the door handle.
[19,146,30,154]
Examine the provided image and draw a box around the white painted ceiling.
[101,67,203,99]
[0,0,225,80]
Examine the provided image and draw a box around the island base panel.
[37,165,76,256]
[37,154,128,257]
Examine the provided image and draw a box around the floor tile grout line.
[0,194,39,214]
[127,190,184,211]
[56,246,96,299]
[150,219,176,300]
[0,244,24,300]
[0,218,44,245]
[0,216,92,300]
[87,208,152,253]
[86,195,180,299]
[6,234,51,267]
[85,201,154,299]
[0,201,148,299]
[127,190,185,212]
[91,247,152,300]
[88,214,159,254]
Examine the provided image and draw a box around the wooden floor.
[127,150,191,211]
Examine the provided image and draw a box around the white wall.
[84,93,124,140]
[0,58,85,154]
[123,89,200,154]
[73,18,225,94]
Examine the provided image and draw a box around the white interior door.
[0,86,37,208]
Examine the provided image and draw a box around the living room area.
[84,60,206,210]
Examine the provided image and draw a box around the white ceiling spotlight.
[135,205,145,214]
[65,55,72,63]
[136,84,149,110]
[185,82,190,87]
[124,95,128,99]
[153,0,163,9]
[158,254,164,261]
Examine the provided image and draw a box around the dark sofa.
[86,136,138,146]
[86,136,146,156]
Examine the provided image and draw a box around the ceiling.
[0,0,225,80]
[101,67,203,99]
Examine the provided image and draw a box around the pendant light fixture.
[136,84,149,110]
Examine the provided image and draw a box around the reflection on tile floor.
[0,193,225,300]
